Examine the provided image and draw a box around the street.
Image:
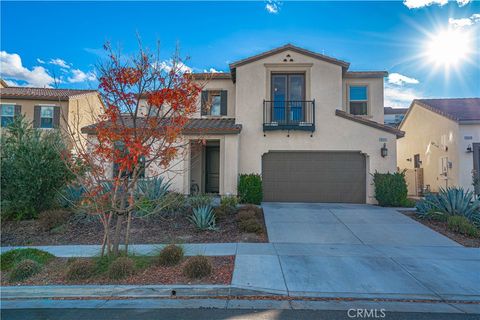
[2,308,479,320]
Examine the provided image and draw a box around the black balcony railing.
[263,100,315,131]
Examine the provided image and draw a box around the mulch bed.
[1,256,234,286]
[401,211,480,248]
[1,209,267,246]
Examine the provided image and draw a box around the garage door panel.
[262,151,366,203]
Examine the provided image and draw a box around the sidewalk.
[2,242,480,303]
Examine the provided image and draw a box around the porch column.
[222,134,240,195]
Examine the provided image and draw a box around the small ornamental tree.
[65,43,201,256]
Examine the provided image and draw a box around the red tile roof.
[414,98,480,122]
[82,117,242,135]
[0,87,97,101]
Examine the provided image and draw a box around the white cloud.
[388,73,420,86]
[385,85,420,108]
[265,0,281,14]
[0,51,54,87]
[36,58,45,64]
[456,0,471,6]
[404,0,471,9]
[49,58,70,69]
[203,68,222,73]
[67,69,97,83]
[156,60,192,74]
[449,13,480,28]
[403,0,446,9]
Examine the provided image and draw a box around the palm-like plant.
[188,205,217,231]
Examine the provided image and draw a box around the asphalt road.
[2,309,479,320]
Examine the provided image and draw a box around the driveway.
[232,203,480,302]
[262,202,459,246]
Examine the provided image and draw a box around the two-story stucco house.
[0,82,103,146]
[398,98,480,195]
[83,44,404,204]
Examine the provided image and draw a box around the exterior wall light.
[381,143,388,158]
[467,144,473,153]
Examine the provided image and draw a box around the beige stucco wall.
[458,123,480,191]
[234,50,396,204]
[342,77,385,123]
[398,103,461,192]
[193,79,236,118]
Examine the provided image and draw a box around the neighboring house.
[384,107,408,127]
[397,98,480,195]
[83,44,404,204]
[0,84,103,146]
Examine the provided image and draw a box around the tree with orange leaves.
[65,42,201,256]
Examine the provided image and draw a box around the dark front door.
[271,73,305,123]
[205,146,220,193]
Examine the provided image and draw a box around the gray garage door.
[262,151,366,203]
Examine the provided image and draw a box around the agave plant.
[57,184,86,208]
[415,193,440,217]
[436,187,480,219]
[188,205,217,231]
[136,177,171,201]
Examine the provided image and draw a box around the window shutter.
[53,106,61,128]
[220,90,227,116]
[33,106,41,128]
[201,91,208,115]
[14,105,21,116]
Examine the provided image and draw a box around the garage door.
[262,151,366,203]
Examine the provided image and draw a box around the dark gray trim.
[201,91,208,116]
[33,105,41,128]
[220,90,227,116]
[53,106,61,128]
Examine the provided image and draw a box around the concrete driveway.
[262,202,459,246]
[232,203,480,303]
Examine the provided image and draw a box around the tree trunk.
[124,211,132,254]
[112,213,124,256]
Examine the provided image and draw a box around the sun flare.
[425,28,473,68]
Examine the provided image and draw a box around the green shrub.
[157,245,184,267]
[1,248,54,271]
[188,194,213,208]
[38,209,71,231]
[188,205,217,231]
[373,171,409,207]
[238,218,263,234]
[1,116,74,219]
[220,195,238,211]
[65,259,96,281]
[160,192,187,214]
[107,257,135,280]
[8,259,42,282]
[447,216,479,237]
[183,256,212,279]
[238,174,262,205]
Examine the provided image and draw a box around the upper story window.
[40,106,54,128]
[201,90,227,116]
[1,104,15,127]
[348,85,368,116]
[34,105,58,129]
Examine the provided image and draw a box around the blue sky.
[1,1,479,108]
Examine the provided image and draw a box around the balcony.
[263,100,315,132]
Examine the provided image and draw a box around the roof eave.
[335,109,405,138]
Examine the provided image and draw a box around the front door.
[271,73,305,124]
[205,146,220,193]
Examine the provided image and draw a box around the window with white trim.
[1,104,15,127]
[40,106,54,128]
